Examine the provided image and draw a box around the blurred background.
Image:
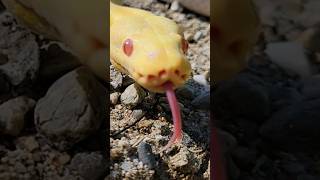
[214,0,320,180]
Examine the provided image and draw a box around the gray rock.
[269,86,303,110]
[297,174,319,180]
[301,75,320,99]
[35,67,106,149]
[137,142,156,169]
[214,75,270,121]
[193,74,209,86]
[68,152,107,180]
[265,42,313,78]
[110,66,123,89]
[131,109,145,121]
[120,83,146,108]
[0,13,39,86]
[217,129,237,155]
[260,98,320,152]
[170,1,180,11]
[14,162,27,173]
[297,1,320,28]
[231,146,258,170]
[177,0,210,17]
[191,90,210,110]
[0,96,35,136]
[176,86,194,100]
[168,147,201,174]
[282,162,305,175]
[110,92,121,105]
[193,31,202,41]
[226,157,240,180]
[16,136,39,152]
[120,161,133,172]
[235,119,259,144]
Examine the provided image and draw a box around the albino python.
[2,0,192,150]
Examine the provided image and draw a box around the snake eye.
[123,38,133,56]
[181,38,188,54]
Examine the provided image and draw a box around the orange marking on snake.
[147,75,156,80]
[158,70,166,77]
[174,70,180,76]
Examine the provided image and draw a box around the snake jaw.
[131,68,190,93]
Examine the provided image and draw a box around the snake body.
[2,0,192,149]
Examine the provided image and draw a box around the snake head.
[110,5,192,93]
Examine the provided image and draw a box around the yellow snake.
[2,0,192,150]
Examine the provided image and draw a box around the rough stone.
[301,74,320,99]
[265,42,313,78]
[168,147,201,174]
[137,141,157,169]
[35,67,106,149]
[120,83,146,108]
[17,136,39,152]
[214,75,270,121]
[110,66,123,89]
[260,98,320,152]
[177,0,210,16]
[0,13,39,86]
[191,90,210,110]
[0,96,35,136]
[110,92,121,105]
[69,152,107,180]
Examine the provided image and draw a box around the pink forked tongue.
[161,82,182,152]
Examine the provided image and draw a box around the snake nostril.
[158,70,166,77]
[174,70,180,76]
[181,74,186,79]
[147,75,156,80]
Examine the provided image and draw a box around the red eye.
[123,38,133,56]
[181,38,188,54]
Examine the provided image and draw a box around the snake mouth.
[158,81,179,91]
[133,70,189,93]
[138,79,183,93]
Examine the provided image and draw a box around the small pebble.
[110,92,121,105]
[170,1,180,11]
[137,141,157,169]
